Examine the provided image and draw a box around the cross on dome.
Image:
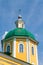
[15,10,25,28]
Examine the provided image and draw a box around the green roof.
[5,28,36,40]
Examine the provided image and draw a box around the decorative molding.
[29,41,30,63]
[32,44,34,47]
[12,38,16,57]
[26,39,30,63]
[36,45,38,65]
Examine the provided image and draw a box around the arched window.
[7,45,10,53]
[19,44,23,52]
[32,46,34,55]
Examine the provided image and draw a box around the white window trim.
[6,43,10,52]
[18,41,24,53]
[32,44,34,47]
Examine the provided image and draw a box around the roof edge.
[2,36,38,45]
[0,52,32,65]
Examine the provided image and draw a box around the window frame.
[32,44,34,55]
[6,43,10,53]
[18,41,24,53]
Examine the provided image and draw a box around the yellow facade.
[3,38,38,65]
[4,38,27,62]
[0,53,31,65]
[0,56,21,65]
[29,40,38,65]
[16,38,27,62]
[4,40,13,52]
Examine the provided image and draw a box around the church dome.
[4,28,36,40]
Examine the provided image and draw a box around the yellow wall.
[16,38,27,62]
[0,56,21,65]
[4,39,13,54]
[3,38,27,62]
[29,40,37,65]
[3,38,38,65]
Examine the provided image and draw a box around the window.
[19,44,23,52]
[7,45,10,53]
[18,23,21,28]
[32,46,34,55]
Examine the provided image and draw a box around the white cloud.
[35,33,39,37]
[2,31,8,39]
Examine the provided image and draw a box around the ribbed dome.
[5,28,36,40]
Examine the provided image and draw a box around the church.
[1,14,38,65]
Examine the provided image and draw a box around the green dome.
[5,28,36,40]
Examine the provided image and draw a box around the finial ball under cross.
[18,9,22,19]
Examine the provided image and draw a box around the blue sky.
[0,0,43,65]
